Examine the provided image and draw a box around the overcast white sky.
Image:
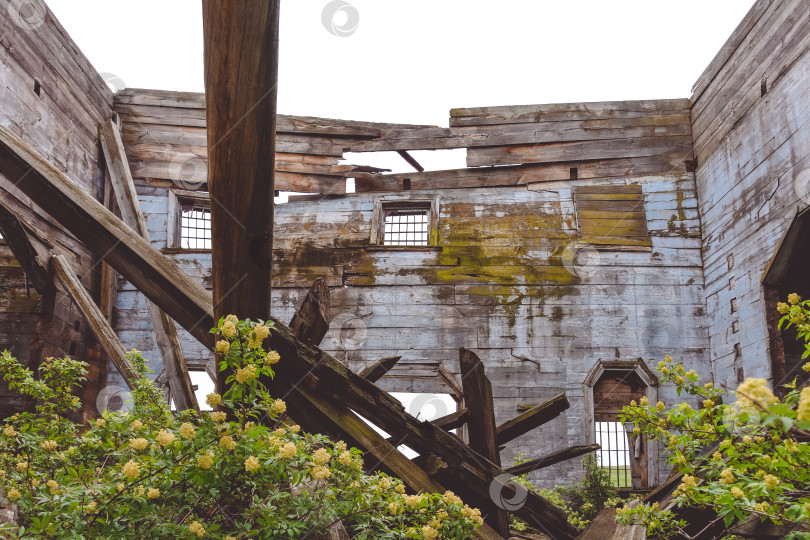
[45,1,756,173]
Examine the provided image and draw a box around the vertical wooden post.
[459,347,510,536]
[202,0,280,394]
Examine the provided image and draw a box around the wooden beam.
[358,355,402,383]
[0,205,53,295]
[289,277,330,346]
[50,254,136,388]
[496,393,570,447]
[100,118,200,413]
[0,124,214,347]
[458,347,510,536]
[505,445,601,476]
[397,150,424,172]
[431,407,469,431]
[203,0,279,336]
[98,172,118,323]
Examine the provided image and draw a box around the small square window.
[180,202,211,250]
[373,199,437,248]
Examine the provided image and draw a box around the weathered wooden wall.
[113,90,708,486]
[0,0,114,420]
[691,0,810,390]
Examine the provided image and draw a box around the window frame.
[370,196,439,249]
[583,359,659,490]
[168,188,212,251]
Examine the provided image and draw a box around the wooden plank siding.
[690,0,810,391]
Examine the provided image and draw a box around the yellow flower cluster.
[404,494,423,507]
[789,293,802,305]
[95,418,106,427]
[130,438,148,451]
[16,461,27,472]
[122,459,140,479]
[388,502,402,515]
[5,488,20,501]
[640,396,649,406]
[222,320,237,338]
[188,521,205,537]
[421,525,438,539]
[156,430,176,447]
[265,350,281,365]
[656,401,666,412]
[132,419,144,431]
[378,476,392,490]
[3,425,17,437]
[41,440,57,451]
[777,302,790,314]
[279,442,297,458]
[245,455,261,473]
[313,447,331,465]
[719,468,735,484]
[730,486,744,499]
[754,501,771,513]
[197,453,214,469]
[206,392,222,408]
[46,479,59,494]
[219,435,236,451]
[210,411,227,422]
[236,364,258,384]
[797,387,810,423]
[247,324,270,348]
[271,399,287,415]
[180,423,196,440]
[461,505,483,526]
[215,340,230,354]
[735,378,778,414]
[338,451,352,465]
[147,488,160,499]
[310,465,331,480]
[763,474,779,490]
[443,490,463,505]
[673,474,698,497]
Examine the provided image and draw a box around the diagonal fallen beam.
[496,393,570,447]
[0,124,214,347]
[358,355,402,382]
[99,118,200,413]
[505,444,601,476]
[289,277,330,346]
[0,204,54,296]
[432,407,469,432]
[50,253,137,388]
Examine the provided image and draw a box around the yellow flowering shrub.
[616,296,810,539]
[0,317,481,539]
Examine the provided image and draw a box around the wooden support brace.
[50,254,136,388]
[289,277,330,346]
[99,118,199,413]
[496,393,570,446]
[396,150,424,173]
[458,347,510,536]
[505,444,601,476]
[358,355,402,382]
[0,205,54,295]
[0,124,214,347]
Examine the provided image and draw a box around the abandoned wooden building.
[0,0,808,538]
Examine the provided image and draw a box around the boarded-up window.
[593,370,647,488]
[573,184,651,248]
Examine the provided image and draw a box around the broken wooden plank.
[431,407,469,431]
[50,253,136,388]
[0,123,214,347]
[496,393,570,446]
[466,135,693,167]
[289,277,330,346]
[358,355,402,383]
[459,347,510,536]
[100,117,199,413]
[0,205,53,295]
[397,150,424,172]
[203,0,278,339]
[505,444,600,476]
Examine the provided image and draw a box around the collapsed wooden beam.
[289,277,330,346]
[358,355,402,382]
[99,118,200,413]
[0,124,214,347]
[431,407,469,431]
[458,347,510,536]
[496,393,570,446]
[50,254,136,388]
[505,445,601,476]
[396,150,424,172]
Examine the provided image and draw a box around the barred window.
[383,207,430,246]
[180,202,211,250]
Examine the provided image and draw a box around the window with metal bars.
[180,203,212,250]
[594,421,632,488]
[383,207,430,246]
